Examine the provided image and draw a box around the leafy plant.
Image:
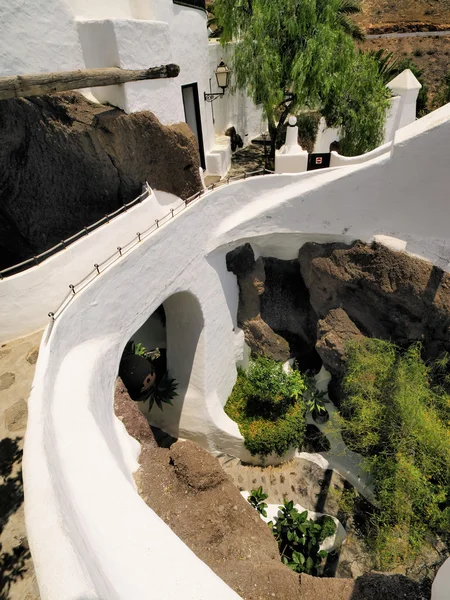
[306,389,328,415]
[248,486,269,517]
[269,500,331,574]
[225,365,307,457]
[247,356,306,406]
[146,373,178,411]
[133,342,147,357]
[317,515,337,542]
[340,338,450,569]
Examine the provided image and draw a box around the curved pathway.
[367,30,450,39]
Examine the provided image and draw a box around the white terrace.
[1,103,446,599]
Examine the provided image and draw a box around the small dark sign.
[307,153,331,171]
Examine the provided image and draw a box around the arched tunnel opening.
[118,292,205,442]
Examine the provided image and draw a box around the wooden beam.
[0,64,180,101]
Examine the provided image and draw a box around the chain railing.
[0,186,152,280]
[44,168,273,338]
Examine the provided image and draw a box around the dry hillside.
[357,0,450,30]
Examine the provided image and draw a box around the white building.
[0,0,265,176]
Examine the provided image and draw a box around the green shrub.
[247,356,306,405]
[317,515,337,543]
[247,486,268,517]
[269,500,330,575]
[340,339,450,569]
[225,362,307,456]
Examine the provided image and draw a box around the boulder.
[316,308,365,375]
[243,316,291,362]
[299,241,450,358]
[0,92,202,269]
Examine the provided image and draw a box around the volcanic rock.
[316,308,365,375]
[299,240,450,359]
[0,92,202,269]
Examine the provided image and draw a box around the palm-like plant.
[146,373,178,411]
[337,0,365,41]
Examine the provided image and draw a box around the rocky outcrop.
[0,92,202,269]
[316,308,365,375]
[261,258,318,360]
[299,240,450,360]
[227,244,291,361]
[226,244,318,364]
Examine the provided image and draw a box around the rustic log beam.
[0,64,180,101]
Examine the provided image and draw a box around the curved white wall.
[330,142,392,167]
[0,188,181,343]
[22,103,450,599]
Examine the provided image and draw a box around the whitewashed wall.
[330,142,391,167]
[208,41,266,146]
[0,189,181,343]
[0,0,234,175]
[22,104,450,599]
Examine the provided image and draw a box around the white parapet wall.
[330,141,392,167]
[20,103,450,599]
[0,188,181,343]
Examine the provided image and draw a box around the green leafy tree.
[214,0,389,158]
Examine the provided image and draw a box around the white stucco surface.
[1,0,255,176]
[208,41,266,145]
[20,103,450,599]
[0,188,181,343]
[330,142,391,167]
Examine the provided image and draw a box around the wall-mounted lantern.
[204,60,231,102]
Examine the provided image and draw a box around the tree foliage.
[214,0,389,157]
[340,339,450,568]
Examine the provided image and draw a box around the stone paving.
[0,330,42,600]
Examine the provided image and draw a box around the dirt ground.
[0,331,42,600]
[361,35,450,104]
[357,0,450,28]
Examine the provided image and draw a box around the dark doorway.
[182,83,206,169]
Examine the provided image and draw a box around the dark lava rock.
[226,242,256,277]
[299,240,450,359]
[0,92,202,269]
[316,308,365,375]
[261,257,318,352]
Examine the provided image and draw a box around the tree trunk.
[0,64,180,100]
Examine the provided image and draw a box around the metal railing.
[0,186,152,280]
[44,168,273,337]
